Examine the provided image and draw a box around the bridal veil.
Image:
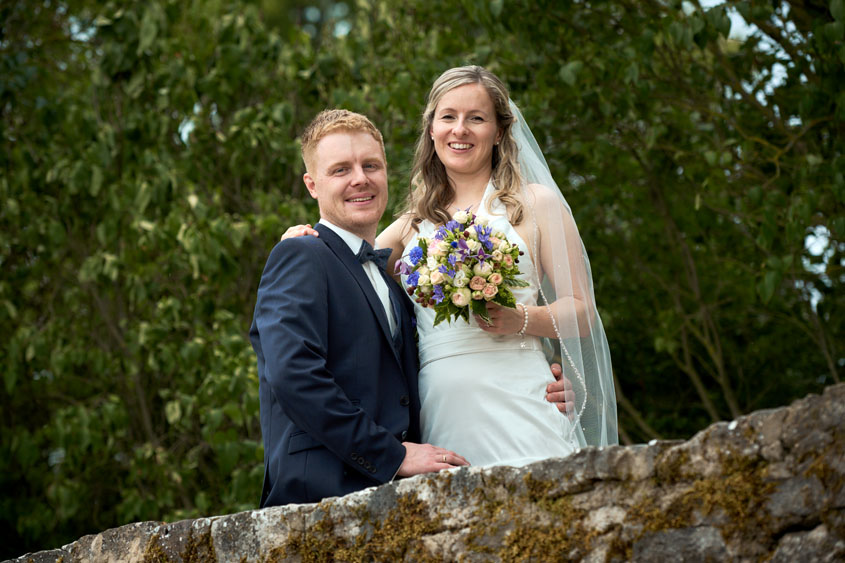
[510,100,618,448]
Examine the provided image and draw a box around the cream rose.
[417,274,430,287]
[488,272,504,285]
[491,250,504,262]
[451,287,471,307]
[475,216,489,227]
[466,239,480,252]
[430,270,446,285]
[472,261,493,277]
[465,226,478,240]
[426,255,439,269]
[471,290,484,300]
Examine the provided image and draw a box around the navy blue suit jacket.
[249,223,420,507]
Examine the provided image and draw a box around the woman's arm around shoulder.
[377,213,417,283]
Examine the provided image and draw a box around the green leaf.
[757,270,780,303]
[90,165,103,196]
[559,60,583,86]
[832,0,844,22]
[470,299,488,322]
[138,8,158,54]
[165,400,182,425]
[490,0,504,18]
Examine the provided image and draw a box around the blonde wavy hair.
[301,109,385,173]
[403,66,525,228]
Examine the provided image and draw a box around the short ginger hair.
[300,109,385,173]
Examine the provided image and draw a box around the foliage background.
[1,0,841,556]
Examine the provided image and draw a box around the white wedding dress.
[402,183,579,467]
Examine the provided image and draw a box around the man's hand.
[545,363,575,419]
[397,442,470,477]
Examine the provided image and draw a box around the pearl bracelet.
[516,303,529,336]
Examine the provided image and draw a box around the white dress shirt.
[319,220,397,336]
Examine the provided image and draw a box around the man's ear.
[303,173,318,199]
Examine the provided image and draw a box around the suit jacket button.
[400,430,408,440]
[351,453,359,461]
[399,395,410,406]
[358,458,365,465]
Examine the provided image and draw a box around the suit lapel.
[316,224,398,360]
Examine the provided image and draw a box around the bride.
[287,66,617,466]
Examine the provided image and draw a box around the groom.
[250,109,469,507]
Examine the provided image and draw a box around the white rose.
[452,270,468,288]
[491,250,504,262]
[438,240,452,253]
[466,239,480,252]
[475,216,489,227]
[465,226,478,240]
[430,270,445,285]
[472,261,493,277]
[498,240,510,252]
[453,210,469,224]
[418,266,430,276]
[427,256,439,269]
[417,274,430,286]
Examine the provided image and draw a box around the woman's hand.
[280,224,319,241]
[474,302,525,335]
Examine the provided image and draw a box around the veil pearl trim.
[509,99,618,448]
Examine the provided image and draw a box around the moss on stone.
[609,454,776,560]
[463,472,591,561]
[654,449,690,485]
[141,525,216,563]
[181,526,216,563]
[142,533,172,563]
[274,492,442,562]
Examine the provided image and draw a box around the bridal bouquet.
[396,209,529,327]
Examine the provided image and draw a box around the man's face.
[303,131,388,241]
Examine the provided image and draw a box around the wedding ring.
[442,455,447,463]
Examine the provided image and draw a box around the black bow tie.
[357,241,392,271]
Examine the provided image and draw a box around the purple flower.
[432,285,445,303]
[445,220,461,232]
[447,253,458,267]
[406,271,420,288]
[434,226,448,240]
[477,225,493,250]
[409,246,423,265]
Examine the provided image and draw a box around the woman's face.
[430,83,502,180]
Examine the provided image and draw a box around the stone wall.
[11,384,845,562]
